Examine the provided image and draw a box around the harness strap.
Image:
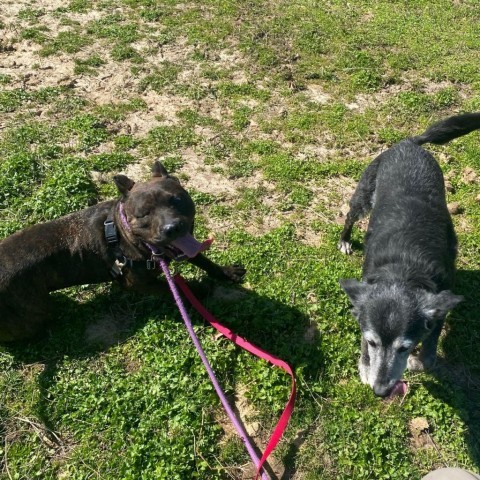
[104,214,131,277]
[104,218,119,246]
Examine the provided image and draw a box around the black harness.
[104,215,135,278]
[104,203,194,278]
[103,214,165,278]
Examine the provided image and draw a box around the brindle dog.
[0,161,245,341]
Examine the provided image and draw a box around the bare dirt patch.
[215,383,287,480]
[85,312,134,347]
[304,84,331,105]
[244,214,284,237]
[409,417,436,450]
[346,77,471,113]
[180,148,238,196]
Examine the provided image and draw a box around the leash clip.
[110,256,134,277]
[147,252,164,270]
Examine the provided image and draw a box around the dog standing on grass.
[0,161,245,342]
[338,113,480,397]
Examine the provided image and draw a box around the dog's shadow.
[423,269,480,469]
[1,277,322,480]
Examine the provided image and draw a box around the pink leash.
[173,274,296,478]
[157,258,296,479]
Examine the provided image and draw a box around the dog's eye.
[425,319,434,330]
[169,195,182,205]
[367,340,377,348]
[397,346,409,353]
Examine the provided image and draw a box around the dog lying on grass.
[0,161,245,342]
[339,113,480,397]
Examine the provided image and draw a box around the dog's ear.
[152,161,169,178]
[421,290,463,325]
[114,175,135,196]
[340,279,369,307]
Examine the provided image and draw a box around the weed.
[111,43,144,63]
[68,0,93,13]
[18,7,46,22]
[95,98,147,122]
[0,87,63,113]
[74,55,106,75]
[21,25,50,43]
[40,31,91,56]
[0,74,12,85]
[86,16,139,43]
[139,63,181,93]
[142,125,197,155]
[61,114,110,151]
[87,152,136,172]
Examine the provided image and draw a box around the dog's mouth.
[162,233,212,259]
[386,380,408,400]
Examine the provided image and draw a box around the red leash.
[174,275,297,479]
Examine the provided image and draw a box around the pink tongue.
[171,234,212,258]
[387,380,408,399]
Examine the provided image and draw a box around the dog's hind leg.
[0,301,51,342]
[338,155,382,254]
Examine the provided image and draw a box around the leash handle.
[174,274,297,480]
[157,259,270,480]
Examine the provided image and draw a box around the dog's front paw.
[221,264,246,283]
[338,240,353,255]
[407,355,425,372]
[408,353,436,372]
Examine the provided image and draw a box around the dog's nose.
[163,221,183,237]
[373,384,392,398]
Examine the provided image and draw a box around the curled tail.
[411,112,480,145]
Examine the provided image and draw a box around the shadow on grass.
[424,269,480,470]
[1,276,322,480]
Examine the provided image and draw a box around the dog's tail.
[411,112,480,145]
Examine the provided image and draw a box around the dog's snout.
[163,221,183,237]
[373,383,392,398]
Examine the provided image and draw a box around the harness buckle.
[104,219,119,245]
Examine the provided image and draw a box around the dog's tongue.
[387,380,408,399]
[171,234,212,258]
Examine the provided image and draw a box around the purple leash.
[158,257,269,479]
[118,203,269,479]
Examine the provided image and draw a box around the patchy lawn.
[1,0,479,478]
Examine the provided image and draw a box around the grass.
[1,0,480,479]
